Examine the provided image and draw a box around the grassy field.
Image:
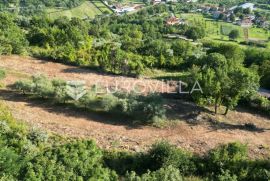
[91,0,113,13]
[46,1,103,19]
[179,13,270,44]
[110,0,145,4]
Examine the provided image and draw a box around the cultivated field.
[180,13,270,46]
[46,1,104,19]
[0,55,270,157]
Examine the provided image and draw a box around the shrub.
[13,79,34,94]
[203,142,248,178]
[79,90,97,108]
[245,160,270,181]
[217,169,237,181]
[139,94,166,122]
[103,151,148,175]
[27,128,48,145]
[0,146,22,178]
[115,93,166,123]
[0,69,6,80]
[22,140,118,181]
[100,94,120,112]
[52,79,69,103]
[125,166,183,181]
[12,76,166,123]
[32,74,54,98]
[148,141,196,175]
[241,93,270,116]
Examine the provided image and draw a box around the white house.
[229,3,255,12]
[239,3,255,11]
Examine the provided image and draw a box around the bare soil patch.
[0,55,270,158]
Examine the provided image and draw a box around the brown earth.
[0,55,270,158]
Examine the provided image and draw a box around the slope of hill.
[0,55,269,158]
[46,1,104,19]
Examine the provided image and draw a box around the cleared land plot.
[0,55,270,157]
[46,1,102,19]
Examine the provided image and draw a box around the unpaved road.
[0,55,270,157]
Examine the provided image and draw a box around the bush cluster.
[240,93,270,116]
[104,141,270,181]
[13,75,166,123]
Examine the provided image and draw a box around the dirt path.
[0,55,270,157]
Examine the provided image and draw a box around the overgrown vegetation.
[0,2,269,115]
[13,74,166,123]
[0,0,87,16]
[0,104,269,180]
[0,0,270,180]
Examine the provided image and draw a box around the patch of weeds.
[111,140,121,148]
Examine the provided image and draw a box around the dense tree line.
[0,7,206,75]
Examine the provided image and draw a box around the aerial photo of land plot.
[0,0,270,180]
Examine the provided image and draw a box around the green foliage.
[27,128,48,145]
[217,170,237,181]
[206,142,248,172]
[103,151,149,175]
[184,26,206,41]
[32,74,54,98]
[259,60,270,89]
[0,103,118,180]
[14,79,34,94]
[0,69,6,81]
[0,13,28,55]
[0,146,21,178]
[191,51,259,114]
[22,140,118,180]
[0,0,87,16]
[13,76,166,123]
[229,29,240,40]
[0,104,270,181]
[148,141,196,175]
[52,79,70,103]
[208,43,245,66]
[241,93,270,116]
[125,166,183,181]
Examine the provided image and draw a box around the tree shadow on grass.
[1,89,268,133]
[207,118,268,133]
[31,56,138,78]
[165,97,269,133]
[235,105,270,120]
[61,67,138,78]
[164,97,211,122]
[0,89,144,130]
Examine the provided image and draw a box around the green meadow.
[46,1,104,19]
[179,13,270,42]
